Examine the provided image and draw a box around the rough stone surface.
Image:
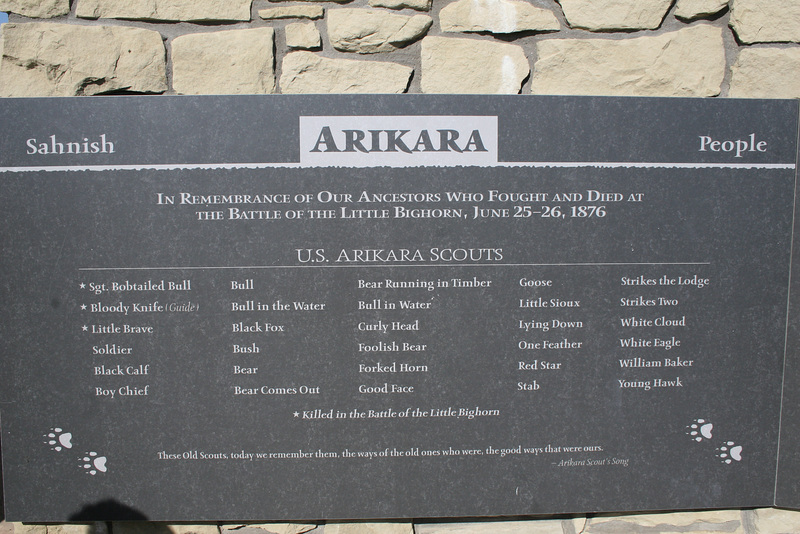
[324,524,413,534]
[729,0,800,43]
[258,6,324,19]
[267,0,349,4]
[415,518,564,534]
[47,526,108,534]
[368,0,431,11]
[0,0,69,18]
[557,0,673,30]
[729,47,800,98]
[285,22,321,49]
[327,8,432,53]
[220,526,315,534]
[172,28,275,95]
[280,51,412,93]
[75,0,252,22]
[421,36,529,93]
[113,526,218,534]
[440,0,559,34]
[0,22,167,97]
[11,526,47,534]
[751,508,800,533]
[165,526,221,534]
[566,518,589,533]
[46,527,87,534]
[674,0,729,20]
[586,510,743,532]
[531,24,725,96]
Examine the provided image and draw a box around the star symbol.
[79,283,86,289]
[80,304,87,310]
[293,412,299,418]
[82,325,88,331]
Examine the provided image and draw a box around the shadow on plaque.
[69,499,156,523]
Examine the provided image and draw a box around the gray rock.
[280,51,412,93]
[750,508,800,534]
[674,0,729,21]
[259,6,324,19]
[585,510,743,533]
[531,24,725,96]
[557,0,672,30]
[172,28,275,95]
[0,0,69,18]
[415,518,566,534]
[76,0,252,22]
[368,0,431,11]
[327,8,432,53]
[729,0,800,43]
[48,525,108,534]
[440,0,559,33]
[0,22,167,96]
[324,524,413,534]
[729,47,800,98]
[113,525,219,534]
[220,525,316,534]
[420,36,529,93]
[286,22,321,49]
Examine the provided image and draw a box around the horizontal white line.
[0,163,304,172]
[502,162,796,170]
[0,162,794,172]
[79,262,711,271]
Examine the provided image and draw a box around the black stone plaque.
[1,95,800,521]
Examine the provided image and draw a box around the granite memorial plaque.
[1,95,800,520]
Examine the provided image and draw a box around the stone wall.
[0,0,799,97]
[3,509,800,534]
[1,0,800,531]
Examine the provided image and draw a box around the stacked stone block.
[0,0,799,96]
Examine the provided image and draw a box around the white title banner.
[299,115,499,167]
